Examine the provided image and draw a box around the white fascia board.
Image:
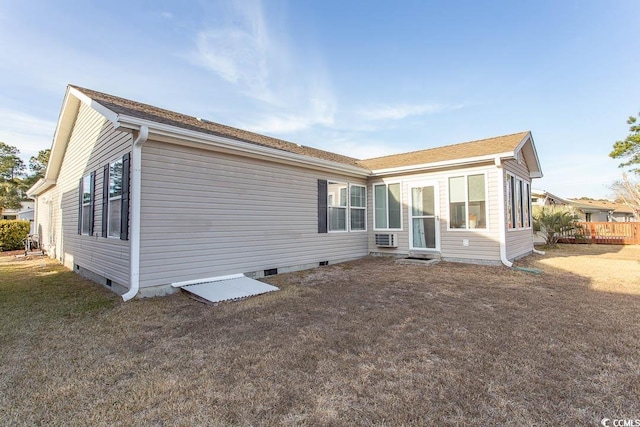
[68,87,120,126]
[116,115,372,177]
[26,179,56,197]
[29,89,82,196]
[369,152,515,176]
[514,131,543,179]
[513,131,532,152]
[30,88,122,197]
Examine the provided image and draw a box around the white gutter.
[368,152,515,176]
[494,157,513,267]
[122,125,149,301]
[26,179,56,197]
[115,115,372,178]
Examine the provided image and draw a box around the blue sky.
[1,0,638,199]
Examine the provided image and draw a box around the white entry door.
[409,182,440,251]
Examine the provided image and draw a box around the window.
[318,180,367,233]
[506,173,532,230]
[108,158,123,237]
[80,174,93,235]
[448,174,486,229]
[328,182,347,231]
[374,183,401,229]
[350,185,366,231]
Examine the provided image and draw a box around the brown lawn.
[1,245,639,426]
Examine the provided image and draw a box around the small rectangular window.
[506,173,532,230]
[523,183,531,228]
[81,174,92,235]
[328,181,347,231]
[350,185,366,231]
[108,159,123,238]
[449,176,466,229]
[374,183,401,230]
[448,174,486,230]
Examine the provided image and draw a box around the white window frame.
[373,181,403,231]
[349,184,367,232]
[107,158,123,238]
[408,181,440,251]
[446,172,489,231]
[506,172,532,231]
[327,181,348,233]
[81,174,92,235]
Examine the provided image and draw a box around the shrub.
[533,206,582,247]
[0,220,31,251]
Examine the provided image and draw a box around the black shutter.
[78,178,83,234]
[102,165,109,237]
[120,152,131,240]
[318,179,328,233]
[89,171,96,236]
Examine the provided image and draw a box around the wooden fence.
[559,221,640,245]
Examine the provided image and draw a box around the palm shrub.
[533,206,582,247]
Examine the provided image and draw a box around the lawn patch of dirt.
[1,245,639,426]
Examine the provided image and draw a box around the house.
[532,190,638,223]
[567,199,637,222]
[28,85,543,300]
[531,189,571,207]
[1,201,34,220]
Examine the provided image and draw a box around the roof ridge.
[361,131,530,162]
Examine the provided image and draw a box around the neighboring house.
[1,201,34,220]
[531,189,571,207]
[567,199,637,222]
[531,190,638,222]
[28,85,543,300]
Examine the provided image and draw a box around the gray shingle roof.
[71,85,530,172]
[359,132,530,170]
[70,85,363,168]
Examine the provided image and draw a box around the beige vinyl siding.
[368,163,502,262]
[34,102,133,286]
[503,158,534,260]
[138,141,368,288]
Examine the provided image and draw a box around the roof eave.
[369,152,515,176]
[514,131,543,179]
[26,178,56,197]
[116,115,372,177]
[31,86,87,194]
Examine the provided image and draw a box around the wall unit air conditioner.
[375,233,398,248]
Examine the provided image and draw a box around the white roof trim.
[369,152,515,175]
[514,131,543,178]
[116,115,372,177]
[68,87,119,126]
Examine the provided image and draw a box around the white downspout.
[122,126,149,301]
[495,157,513,267]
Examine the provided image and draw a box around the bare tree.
[610,173,640,220]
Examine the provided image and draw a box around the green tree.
[0,142,26,213]
[610,112,640,174]
[0,181,22,212]
[0,142,25,180]
[533,206,582,247]
[28,149,50,180]
[20,148,51,191]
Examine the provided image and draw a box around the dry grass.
[1,245,639,426]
